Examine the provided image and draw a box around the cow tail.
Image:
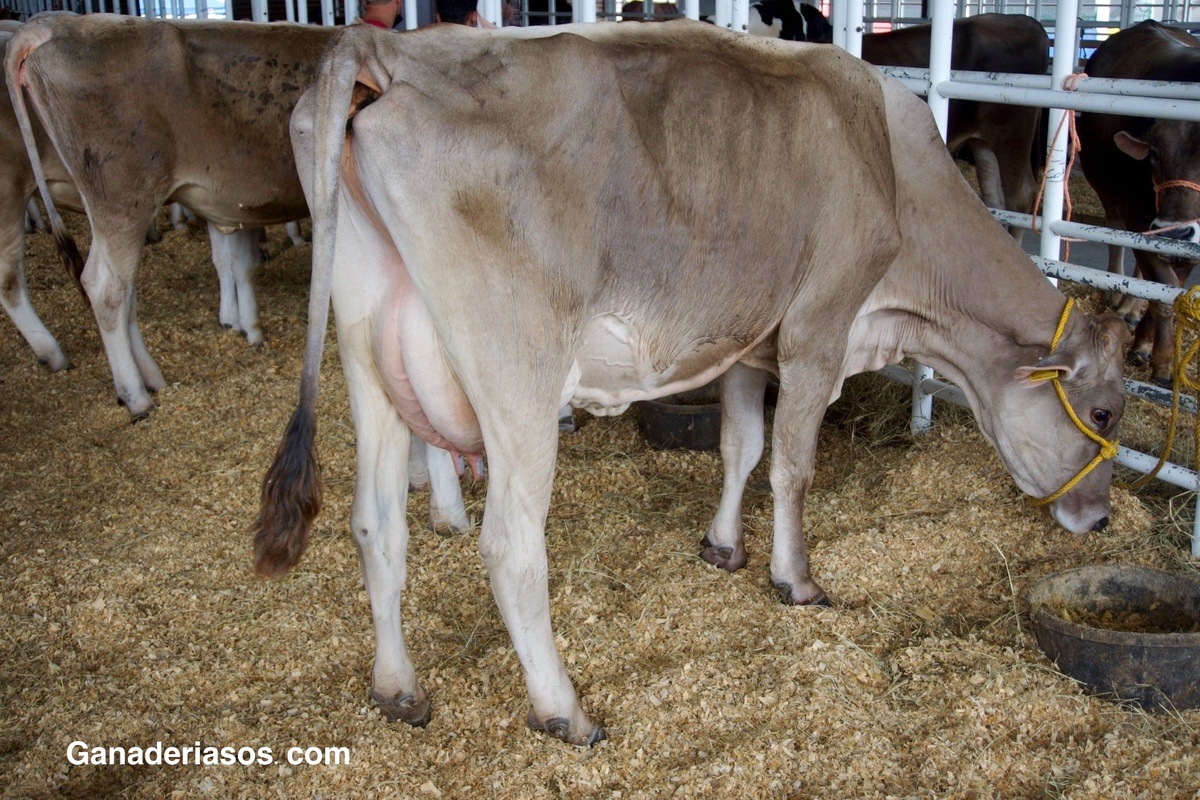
[4,25,86,295]
[253,30,367,577]
[254,397,323,577]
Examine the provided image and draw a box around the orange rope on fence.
[1030,73,1087,260]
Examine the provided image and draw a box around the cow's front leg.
[207,223,264,345]
[81,225,161,418]
[343,349,429,726]
[701,363,769,572]
[479,419,603,746]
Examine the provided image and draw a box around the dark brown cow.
[1076,21,1200,386]
[752,4,1048,221]
[6,15,334,418]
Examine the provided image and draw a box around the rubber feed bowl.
[1027,565,1200,710]
[636,384,720,451]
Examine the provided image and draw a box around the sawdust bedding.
[2,212,1199,800]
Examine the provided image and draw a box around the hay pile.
[2,214,1199,799]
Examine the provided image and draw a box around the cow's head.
[1116,119,1200,262]
[984,306,1127,534]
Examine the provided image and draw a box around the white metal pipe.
[934,80,1200,122]
[480,0,503,26]
[574,0,595,23]
[830,0,847,50]
[285,0,295,22]
[251,0,267,21]
[405,0,417,28]
[925,0,953,141]
[715,0,730,29]
[1028,254,1186,305]
[683,0,699,20]
[732,0,748,32]
[321,0,333,25]
[907,0,955,437]
[845,0,863,57]
[297,0,308,24]
[1039,0,1080,267]
[990,209,1200,263]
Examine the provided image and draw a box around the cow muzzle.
[1150,219,1200,244]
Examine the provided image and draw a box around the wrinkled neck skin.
[839,230,1067,451]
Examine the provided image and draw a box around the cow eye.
[1091,408,1112,429]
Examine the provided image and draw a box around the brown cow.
[258,20,1124,744]
[1076,21,1200,386]
[0,25,79,372]
[6,15,334,418]
[752,4,1048,222]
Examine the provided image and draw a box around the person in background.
[359,0,401,28]
[435,0,482,25]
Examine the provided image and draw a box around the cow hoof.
[1151,374,1173,389]
[558,414,577,434]
[39,356,72,372]
[115,395,154,417]
[430,512,472,537]
[526,710,605,747]
[1129,350,1150,367]
[370,685,431,727]
[699,536,748,572]
[772,579,831,607]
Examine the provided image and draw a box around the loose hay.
[2,212,1200,799]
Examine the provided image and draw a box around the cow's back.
[350,23,901,390]
[861,14,1047,74]
[17,14,334,227]
[1085,21,1200,83]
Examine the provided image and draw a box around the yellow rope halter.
[1028,298,1120,507]
[1118,285,1200,492]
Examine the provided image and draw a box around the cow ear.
[1115,131,1150,161]
[1015,352,1077,387]
[1097,312,1128,360]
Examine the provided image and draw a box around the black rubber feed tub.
[1027,565,1200,710]
[636,383,721,450]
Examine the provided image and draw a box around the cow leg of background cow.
[25,199,45,233]
[0,204,69,370]
[476,407,602,745]
[285,221,306,247]
[1133,251,1179,385]
[700,362,768,572]
[408,440,470,531]
[207,222,263,345]
[426,444,471,534]
[170,203,198,231]
[80,225,162,417]
[968,140,1006,213]
[342,345,430,727]
[1103,218,1144,321]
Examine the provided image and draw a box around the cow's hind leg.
[1,199,68,370]
[81,225,163,417]
[207,223,263,344]
[343,348,430,726]
[701,363,769,572]
[476,403,603,746]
